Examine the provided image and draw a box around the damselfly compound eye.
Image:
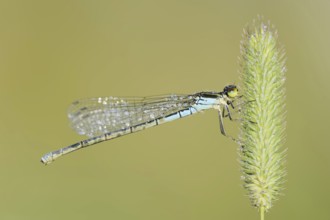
[224,85,238,98]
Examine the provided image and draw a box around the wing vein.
[68,94,196,137]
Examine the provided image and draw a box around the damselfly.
[40,85,239,164]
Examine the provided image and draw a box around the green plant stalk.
[260,206,264,220]
[238,19,287,217]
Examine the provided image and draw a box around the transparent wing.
[68,94,196,137]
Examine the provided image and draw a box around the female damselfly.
[41,85,239,164]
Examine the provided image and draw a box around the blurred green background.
[1,0,329,219]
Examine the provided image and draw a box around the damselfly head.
[224,85,238,98]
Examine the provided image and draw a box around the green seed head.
[238,18,287,212]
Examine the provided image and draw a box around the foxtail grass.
[238,18,287,219]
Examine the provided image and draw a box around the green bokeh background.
[1,1,329,219]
